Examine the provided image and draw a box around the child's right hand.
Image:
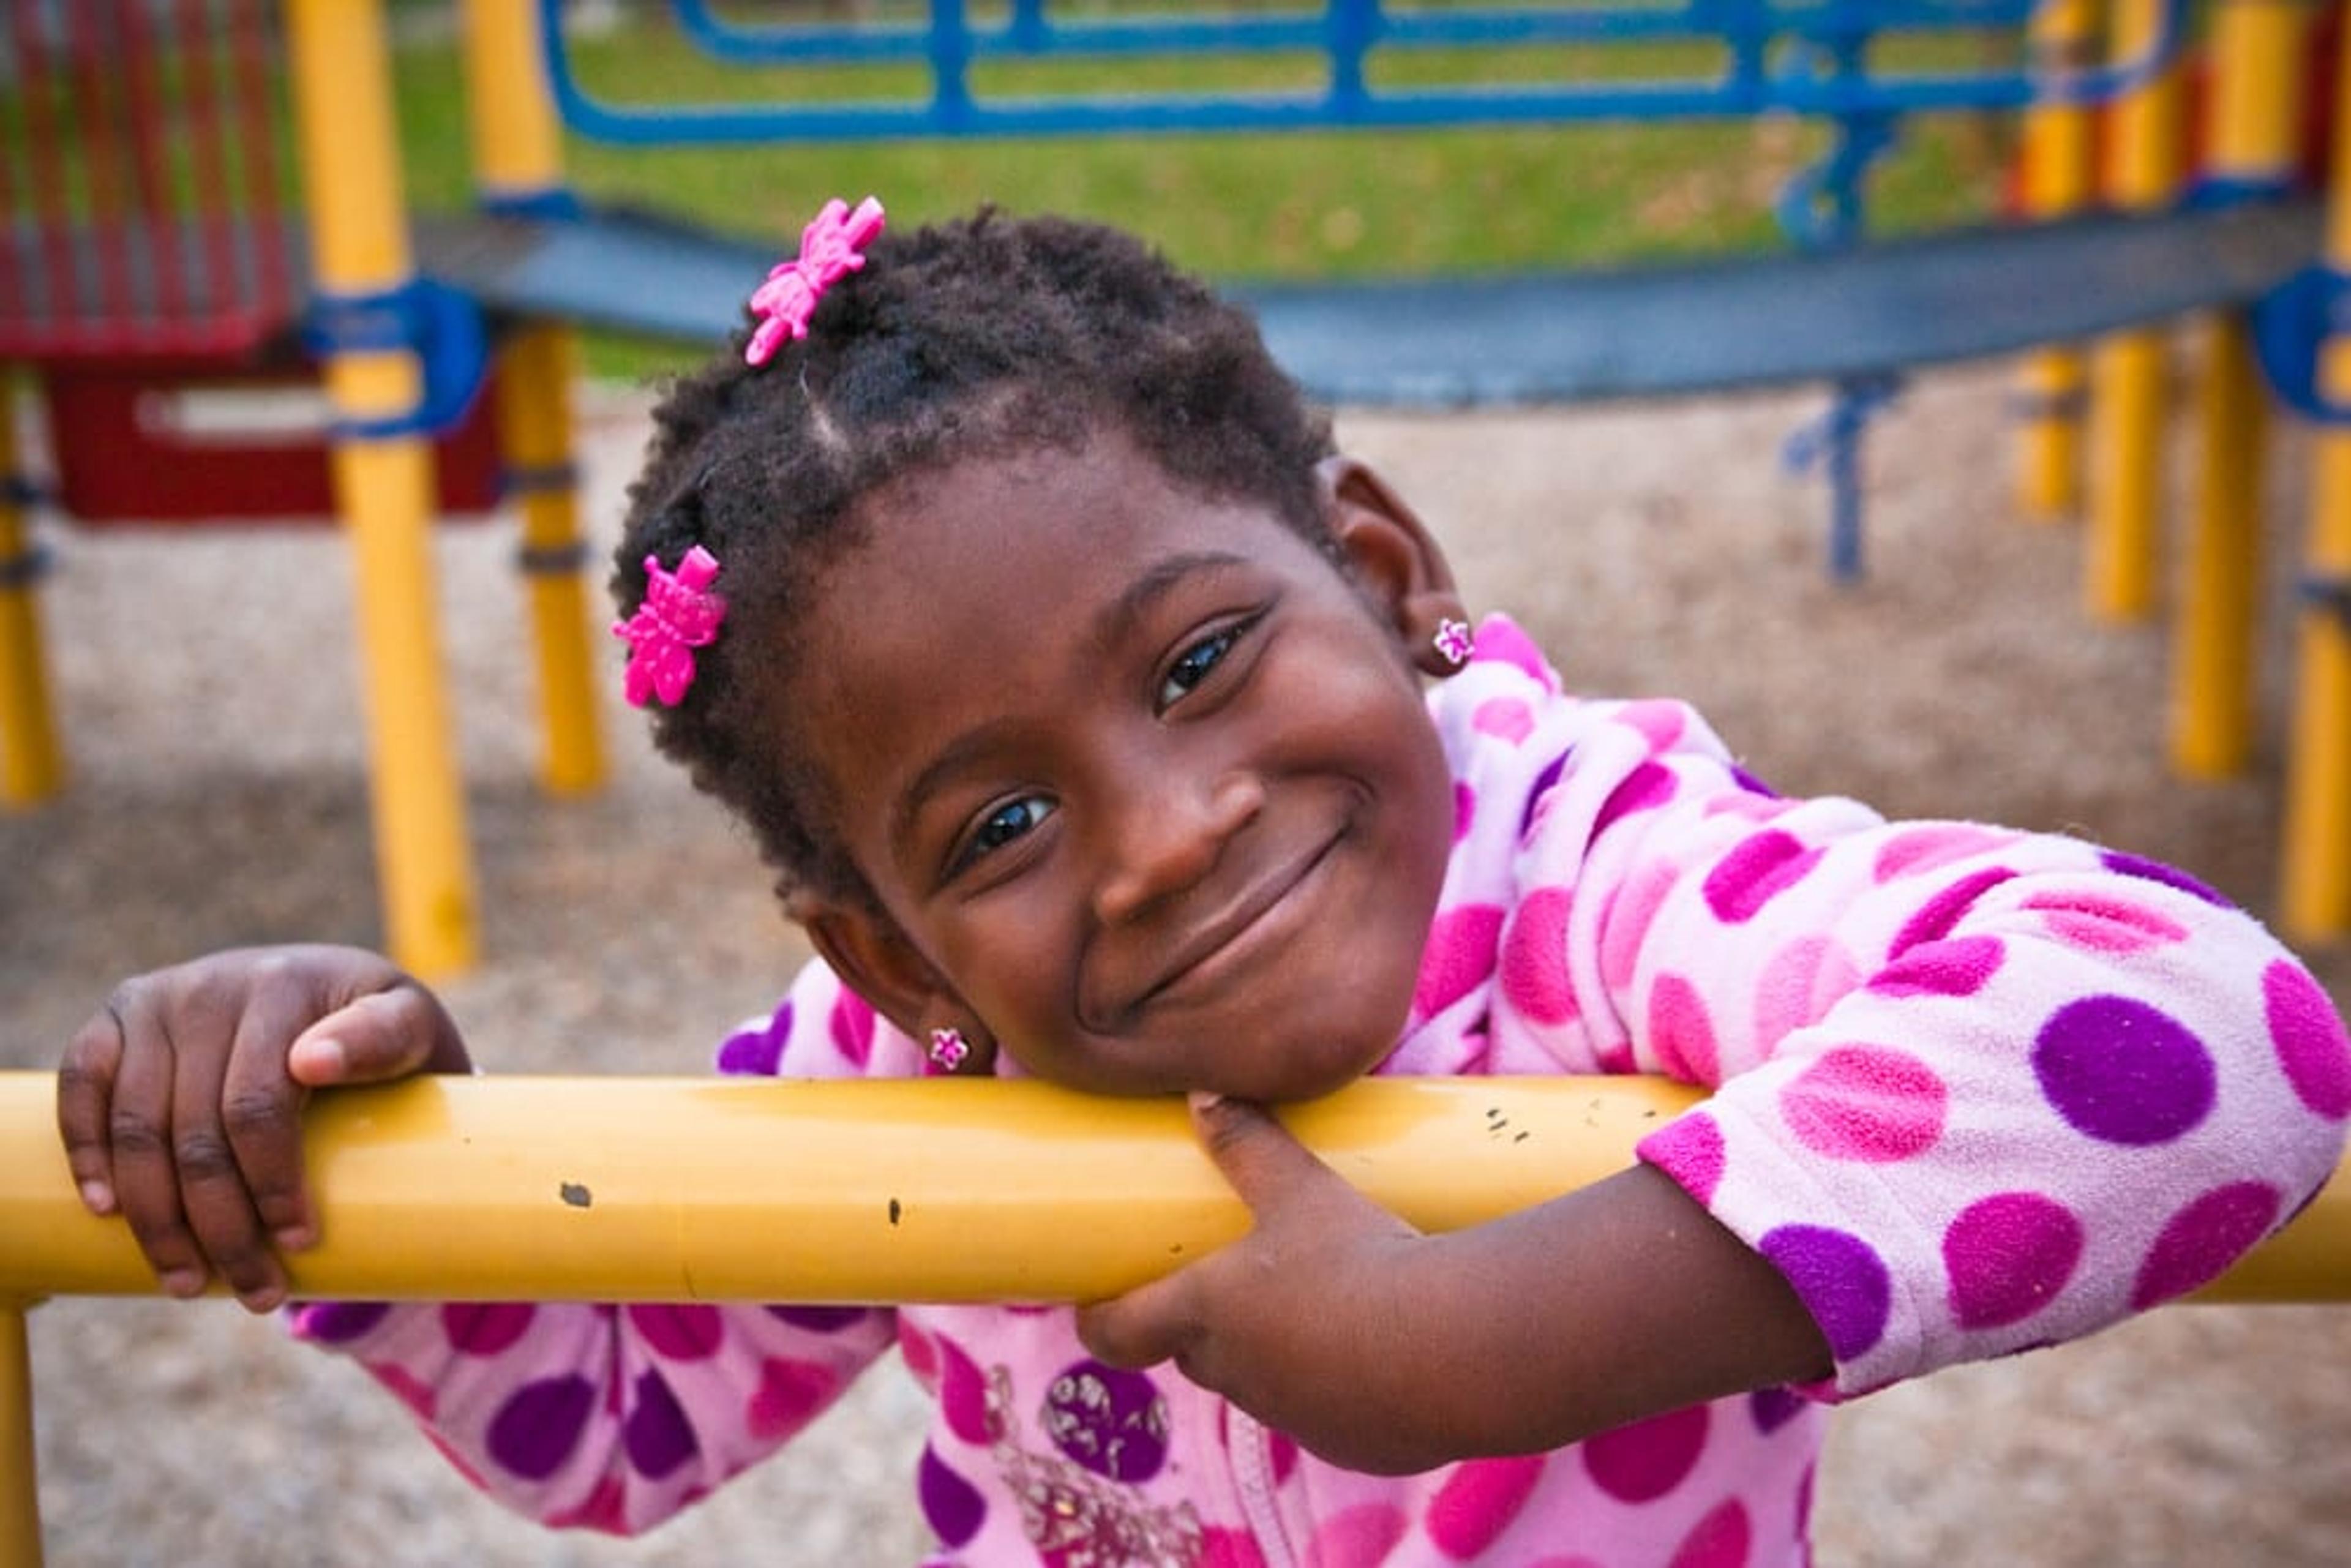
[54,945,472,1313]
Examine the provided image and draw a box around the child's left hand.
[1075,1092,1475,1475]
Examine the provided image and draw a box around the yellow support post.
[463,0,605,797]
[283,0,478,977]
[2086,0,2188,621]
[0,1071,2345,1305]
[0,388,65,808]
[2014,0,2102,522]
[2172,0,2311,779]
[1,1300,40,1568]
[2281,10,2351,940]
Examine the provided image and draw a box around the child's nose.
[1092,771,1265,924]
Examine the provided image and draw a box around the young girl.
[56,199,2350,1567]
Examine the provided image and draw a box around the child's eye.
[954,795,1056,872]
[1158,624,1246,710]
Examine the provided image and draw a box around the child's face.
[789,430,1463,1101]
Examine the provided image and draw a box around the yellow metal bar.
[0,1071,2344,1305]
[2014,0,2102,521]
[2173,0,2312,779]
[284,0,478,978]
[460,0,568,200]
[2281,9,2351,940]
[0,1300,39,1568]
[0,389,64,808]
[2086,0,2188,621]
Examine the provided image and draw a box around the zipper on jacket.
[1224,1408,1296,1568]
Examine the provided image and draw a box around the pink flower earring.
[926,1027,971,1074]
[1433,617,1475,668]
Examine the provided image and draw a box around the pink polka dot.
[1867,934,2004,999]
[897,1321,939,1386]
[1640,1111,1726,1204]
[1474,615,1554,688]
[1887,867,2017,957]
[1201,1526,1273,1568]
[547,1472,629,1534]
[1780,1046,1947,1162]
[1648,973,1722,1085]
[1524,1559,1606,1568]
[1414,904,1505,1021]
[1704,830,1824,923]
[1616,699,1688,752]
[1592,760,1678,839]
[831,989,876,1068]
[1941,1191,2085,1329]
[1582,1405,1709,1503]
[938,1337,995,1444]
[2131,1181,2283,1309]
[1755,934,1861,1046]
[1600,859,1679,992]
[1453,782,1477,843]
[441,1303,536,1357]
[626,1304,726,1360]
[1306,1502,1409,1567]
[2267,959,2351,1120]
[1426,1455,1547,1559]
[2020,888,2189,953]
[1499,886,1580,1026]
[748,1356,841,1439]
[1473,697,1535,744]
[1667,1499,1752,1568]
[366,1360,439,1421]
[1872,824,2014,882]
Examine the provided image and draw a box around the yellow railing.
[6,1071,2350,1564]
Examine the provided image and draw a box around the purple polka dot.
[2033,995,2216,1146]
[486,1375,597,1480]
[442,1303,536,1356]
[1761,1225,1891,1362]
[623,1369,699,1480]
[1582,1405,1708,1503]
[1041,1359,1171,1483]
[1749,1386,1805,1433]
[2267,959,2351,1120]
[1703,830,1824,924]
[1520,750,1571,836]
[2100,849,2230,908]
[716,1000,793,1075]
[2131,1182,2283,1309]
[1941,1191,2085,1329]
[1453,782,1476,842]
[1887,867,2017,958]
[1592,760,1676,839]
[768,1305,871,1333]
[297,1300,389,1343]
[1732,765,1779,798]
[919,1446,988,1547]
[1868,934,2004,999]
[626,1304,726,1360]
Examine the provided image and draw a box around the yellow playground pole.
[1,1300,38,1568]
[282,0,479,977]
[463,0,605,798]
[2015,0,2102,522]
[2282,10,2351,941]
[2086,0,2187,621]
[0,389,64,808]
[2172,0,2310,779]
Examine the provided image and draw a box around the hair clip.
[613,546,729,708]
[926,1027,971,1074]
[1433,617,1475,668]
[744,195,887,367]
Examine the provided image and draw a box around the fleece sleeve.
[1504,692,2350,1400]
[288,958,902,1536]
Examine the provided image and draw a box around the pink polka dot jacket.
[291,615,2349,1566]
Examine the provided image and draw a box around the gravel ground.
[5,357,2349,1566]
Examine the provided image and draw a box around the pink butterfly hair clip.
[613,545,728,708]
[743,195,887,366]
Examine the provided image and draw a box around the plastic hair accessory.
[927,1027,971,1073]
[744,195,887,366]
[1433,617,1475,668]
[613,546,729,708]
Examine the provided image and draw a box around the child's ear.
[1316,455,1469,675]
[797,897,954,1041]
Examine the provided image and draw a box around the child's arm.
[54,944,473,1311]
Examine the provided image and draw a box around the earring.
[1432,617,1475,669]
[926,1027,971,1073]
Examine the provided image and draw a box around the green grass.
[383,13,2014,381]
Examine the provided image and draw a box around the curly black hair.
[612,208,1340,910]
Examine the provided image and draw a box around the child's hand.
[54,945,472,1314]
[1076,1093,1465,1475]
